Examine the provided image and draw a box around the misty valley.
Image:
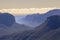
[0,9,60,40]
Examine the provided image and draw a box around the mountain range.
[0,15,60,40]
[0,9,60,40]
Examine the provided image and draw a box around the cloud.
[0,8,58,15]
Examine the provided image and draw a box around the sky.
[0,0,60,15]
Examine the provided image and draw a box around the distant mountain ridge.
[15,9,60,27]
[15,13,45,27]
[44,9,60,17]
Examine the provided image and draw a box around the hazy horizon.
[0,8,59,15]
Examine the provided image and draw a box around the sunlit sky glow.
[0,8,58,15]
[0,0,60,15]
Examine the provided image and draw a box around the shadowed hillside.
[0,13,15,26]
[46,15,60,29]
